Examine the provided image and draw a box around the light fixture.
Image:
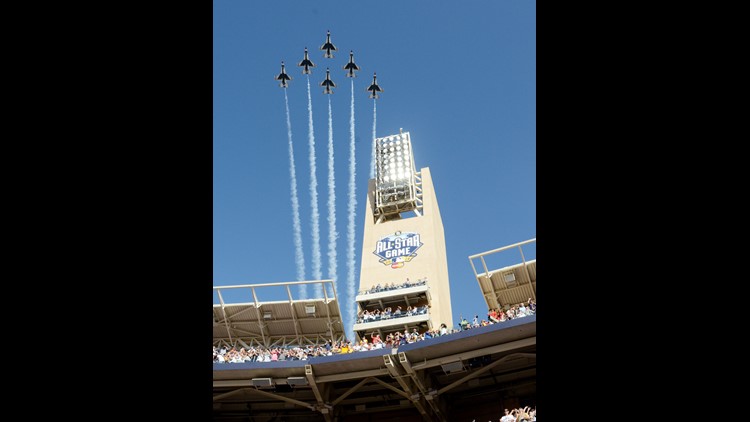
[287,377,308,386]
[440,361,465,375]
[263,311,272,319]
[374,131,418,217]
[305,305,316,315]
[251,378,274,387]
[503,272,516,283]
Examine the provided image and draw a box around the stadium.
[213,132,536,421]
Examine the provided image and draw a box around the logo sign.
[373,231,423,269]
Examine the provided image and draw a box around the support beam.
[468,238,537,260]
[216,290,233,344]
[369,377,411,399]
[518,246,536,300]
[437,352,535,395]
[251,288,267,346]
[215,304,257,325]
[212,388,245,402]
[214,314,340,326]
[331,377,372,407]
[215,279,335,290]
[270,337,285,347]
[244,387,316,410]
[287,285,303,345]
[305,364,332,422]
[399,352,445,421]
[221,326,261,337]
[214,380,254,388]
[383,354,434,421]
[315,368,390,383]
[322,283,335,344]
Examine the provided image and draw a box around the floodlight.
[374,131,420,219]
[305,305,316,314]
[263,311,272,319]
[504,272,516,283]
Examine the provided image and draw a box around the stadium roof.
[468,238,537,310]
[213,280,346,347]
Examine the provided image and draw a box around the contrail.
[346,78,357,341]
[326,95,338,302]
[306,75,323,298]
[284,89,307,299]
[370,100,377,179]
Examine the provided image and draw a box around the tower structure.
[354,131,452,341]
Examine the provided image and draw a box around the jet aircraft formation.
[274,30,382,99]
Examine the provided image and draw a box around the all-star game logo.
[373,231,423,269]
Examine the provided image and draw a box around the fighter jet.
[366,72,383,99]
[297,47,316,74]
[320,68,336,94]
[320,30,337,58]
[343,50,360,78]
[275,61,292,88]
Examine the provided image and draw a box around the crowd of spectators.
[471,406,537,422]
[214,299,536,364]
[356,304,429,324]
[498,405,536,422]
[459,298,536,330]
[358,277,428,295]
[213,324,453,363]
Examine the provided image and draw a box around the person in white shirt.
[500,408,515,422]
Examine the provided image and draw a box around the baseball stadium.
[213,132,537,421]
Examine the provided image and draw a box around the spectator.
[488,308,499,323]
[460,316,470,330]
[516,406,532,422]
[500,409,515,422]
[498,309,507,322]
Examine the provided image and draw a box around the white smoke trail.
[370,100,377,179]
[346,78,357,341]
[306,75,323,298]
[326,95,338,301]
[284,90,307,299]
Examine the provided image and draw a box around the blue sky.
[213,0,535,338]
